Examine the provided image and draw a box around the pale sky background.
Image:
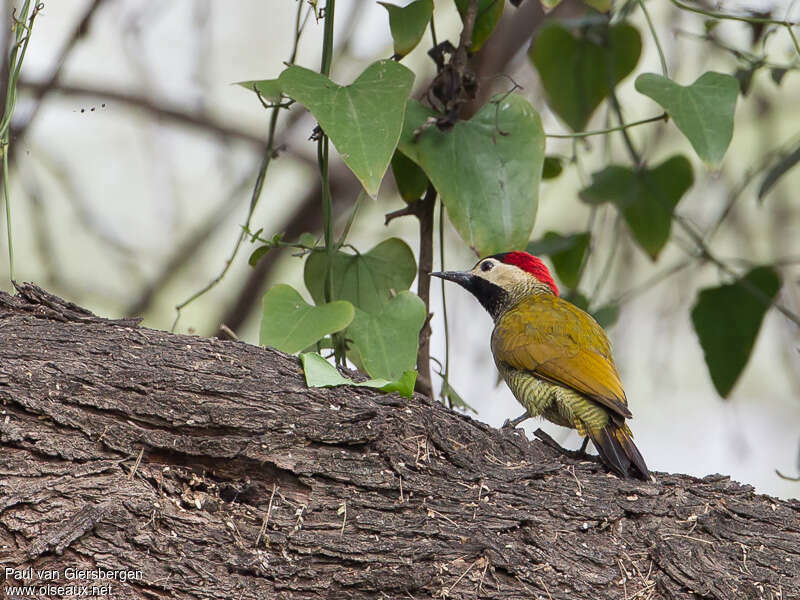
[3,0,800,498]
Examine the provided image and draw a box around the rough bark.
[0,284,797,600]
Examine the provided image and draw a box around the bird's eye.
[480,260,493,272]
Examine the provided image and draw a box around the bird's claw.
[502,412,530,430]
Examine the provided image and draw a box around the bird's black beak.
[430,271,473,287]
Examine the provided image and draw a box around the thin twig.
[547,114,668,139]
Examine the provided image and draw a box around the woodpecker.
[432,251,649,480]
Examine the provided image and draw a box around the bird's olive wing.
[491,295,632,420]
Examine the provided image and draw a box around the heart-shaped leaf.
[304,238,417,314]
[236,79,282,102]
[391,150,429,203]
[279,60,415,196]
[580,156,693,260]
[260,284,354,354]
[347,291,426,380]
[527,231,590,289]
[380,0,433,57]
[530,23,641,131]
[455,0,504,52]
[301,352,417,398]
[399,96,545,256]
[691,267,781,397]
[635,72,738,165]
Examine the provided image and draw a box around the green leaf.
[379,0,433,57]
[691,267,781,397]
[455,0,504,52]
[592,303,619,328]
[399,95,545,256]
[301,352,416,398]
[259,285,354,354]
[758,143,800,202]
[564,290,589,311]
[580,156,693,260]
[635,72,739,165]
[347,291,427,380]
[391,150,429,203]
[583,0,611,11]
[303,238,417,314]
[236,79,282,102]
[542,156,564,180]
[279,60,415,197]
[530,22,641,131]
[527,231,589,289]
[249,245,271,267]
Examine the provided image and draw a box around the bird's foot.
[502,412,530,430]
[534,429,601,463]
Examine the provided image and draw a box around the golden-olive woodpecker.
[432,251,649,480]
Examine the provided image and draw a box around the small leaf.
[542,156,564,179]
[379,0,433,57]
[236,79,282,102]
[635,72,739,165]
[758,143,800,202]
[770,68,787,85]
[304,238,417,314]
[279,60,415,197]
[455,0,504,52]
[391,150,429,203]
[301,352,416,398]
[580,156,693,260]
[527,231,589,289]
[530,22,642,131]
[399,95,545,256]
[249,245,272,267]
[260,285,354,354]
[691,267,781,397]
[297,232,318,248]
[347,291,427,381]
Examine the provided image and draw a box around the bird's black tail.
[590,422,650,481]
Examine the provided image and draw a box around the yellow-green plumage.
[431,252,649,480]
[492,294,648,480]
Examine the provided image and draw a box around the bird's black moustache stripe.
[460,276,508,319]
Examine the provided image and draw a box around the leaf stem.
[546,113,667,139]
[638,0,668,77]
[318,0,345,365]
[438,200,451,408]
[670,0,799,26]
[2,0,39,283]
[670,0,800,57]
[673,215,800,328]
[608,89,642,165]
[170,0,307,330]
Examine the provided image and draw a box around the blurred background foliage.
[1,0,799,496]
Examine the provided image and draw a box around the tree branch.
[0,284,798,599]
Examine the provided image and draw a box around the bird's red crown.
[496,251,558,296]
